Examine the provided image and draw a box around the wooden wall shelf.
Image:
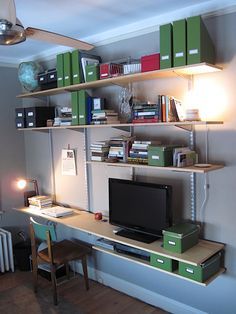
[16,62,222,99]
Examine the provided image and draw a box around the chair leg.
[32,261,38,293]
[81,256,89,290]
[50,264,58,305]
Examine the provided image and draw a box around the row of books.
[91,110,120,125]
[90,136,134,162]
[90,137,198,167]
[131,96,184,124]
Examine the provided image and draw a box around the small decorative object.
[18,61,43,92]
[119,87,133,123]
[94,212,103,220]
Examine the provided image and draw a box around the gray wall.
[0,66,27,237]
[14,11,236,314]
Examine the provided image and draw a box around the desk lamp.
[17,178,39,206]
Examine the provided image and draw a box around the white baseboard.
[73,262,206,314]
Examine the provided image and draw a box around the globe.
[18,61,43,92]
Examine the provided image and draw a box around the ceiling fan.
[0,0,94,50]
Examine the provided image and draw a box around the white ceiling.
[1,0,236,66]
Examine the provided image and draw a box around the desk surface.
[16,206,224,266]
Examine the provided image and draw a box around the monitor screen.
[109,178,172,243]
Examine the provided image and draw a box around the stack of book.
[54,106,72,126]
[128,140,161,164]
[91,109,120,125]
[90,141,110,161]
[158,95,184,122]
[108,135,134,162]
[28,195,53,208]
[132,103,160,123]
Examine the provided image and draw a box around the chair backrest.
[30,217,57,242]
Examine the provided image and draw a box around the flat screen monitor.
[109,178,172,243]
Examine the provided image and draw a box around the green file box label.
[161,55,169,60]
[189,49,198,55]
[176,52,184,57]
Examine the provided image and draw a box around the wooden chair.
[29,217,91,305]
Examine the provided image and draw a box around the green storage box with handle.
[150,253,178,272]
[178,252,221,282]
[148,145,176,167]
[163,222,199,253]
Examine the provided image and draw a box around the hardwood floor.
[0,270,169,314]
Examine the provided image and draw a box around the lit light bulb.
[17,179,27,190]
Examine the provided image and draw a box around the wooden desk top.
[16,206,224,266]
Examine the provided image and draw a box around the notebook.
[41,206,73,218]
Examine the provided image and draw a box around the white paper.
[61,149,77,176]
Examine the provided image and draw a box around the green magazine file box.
[150,253,178,272]
[78,90,88,125]
[56,53,64,87]
[71,50,82,85]
[179,252,221,282]
[71,91,79,125]
[63,52,72,86]
[163,222,199,253]
[187,15,215,65]
[173,19,187,67]
[85,64,100,82]
[160,23,173,69]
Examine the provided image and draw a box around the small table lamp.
[17,178,39,206]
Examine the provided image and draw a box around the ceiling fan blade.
[25,27,94,50]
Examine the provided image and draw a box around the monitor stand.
[116,228,158,244]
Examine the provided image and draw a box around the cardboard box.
[148,145,175,167]
[163,222,199,253]
[141,53,160,72]
[179,252,221,282]
[150,253,178,272]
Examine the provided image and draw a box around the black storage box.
[38,68,57,90]
[25,107,55,128]
[15,107,25,118]
[15,117,25,129]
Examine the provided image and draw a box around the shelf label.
[186,268,194,274]
[189,49,198,55]
[175,52,184,58]
[157,259,164,264]
[161,55,169,60]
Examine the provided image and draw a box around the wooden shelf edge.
[93,246,225,286]
[16,62,222,98]
[87,161,224,173]
[17,120,224,132]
